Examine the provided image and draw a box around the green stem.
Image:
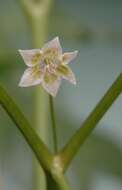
[19,1,53,189]
[0,85,53,171]
[32,16,49,190]
[0,84,70,190]
[0,81,69,190]
[49,95,58,153]
[53,173,70,190]
[46,171,70,190]
[31,13,50,190]
[59,73,122,171]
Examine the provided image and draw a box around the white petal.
[42,72,61,97]
[62,50,78,64]
[42,37,62,55]
[56,64,76,85]
[19,49,43,67]
[19,67,43,87]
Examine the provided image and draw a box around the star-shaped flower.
[19,37,78,97]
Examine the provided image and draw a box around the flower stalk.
[49,95,58,153]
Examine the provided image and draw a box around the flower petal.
[42,37,62,55]
[42,72,61,97]
[19,49,43,67]
[56,64,76,85]
[62,50,78,64]
[19,66,44,87]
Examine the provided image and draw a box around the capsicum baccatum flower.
[19,37,78,97]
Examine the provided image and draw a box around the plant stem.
[46,170,70,190]
[20,0,53,189]
[52,173,70,190]
[59,73,122,171]
[0,85,53,171]
[0,79,70,190]
[32,16,49,190]
[31,16,50,190]
[49,95,58,153]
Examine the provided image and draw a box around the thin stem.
[19,0,53,189]
[0,79,70,190]
[31,13,49,190]
[59,73,122,171]
[49,95,58,153]
[0,85,53,171]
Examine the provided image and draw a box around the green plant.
[0,0,122,190]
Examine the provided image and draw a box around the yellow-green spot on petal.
[31,66,42,78]
[44,72,57,84]
[31,52,42,65]
[44,48,59,59]
[56,64,69,76]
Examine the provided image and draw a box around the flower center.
[43,48,60,65]
[46,63,56,74]
[44,58,50,65]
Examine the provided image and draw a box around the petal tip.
[70,78,77,85]
[52,36,60,46]
[73,80,77,85]
[18,49,25,57]
[18,49,24,53]
[18,49,22,54]
[74,50,78,55]
[54,36,59,41]
[18,80,27,87]
[18,82,23,87]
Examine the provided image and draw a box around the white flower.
[19,37,78,97]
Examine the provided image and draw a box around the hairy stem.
[59,73,122,171]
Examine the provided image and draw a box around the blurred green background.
[0,0,122,189]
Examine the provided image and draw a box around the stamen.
[44,58,50,65]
